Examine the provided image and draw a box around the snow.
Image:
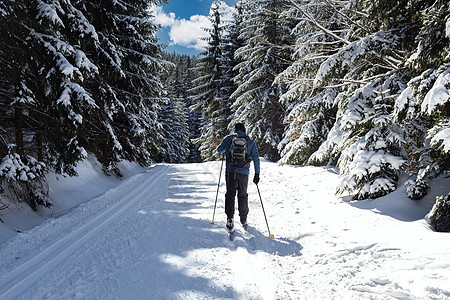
[447,18,450,38]
[431,127,450,153]
[0,154,45,182]
[0,159,449,299]
[57,86,72,106]
[314,31,397,87]
[13,81,35,104]
[36,1,64,27]
[421,66,450,115]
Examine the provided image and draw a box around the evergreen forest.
[0,0,449,230]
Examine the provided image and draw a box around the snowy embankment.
[0,159,449,299]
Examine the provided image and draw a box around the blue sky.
[152,0,237,55]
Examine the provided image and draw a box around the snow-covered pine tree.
[393,0,450,201]
[336,74,406,199]
[0,1,38,163]
[190,1,233,161]
[322,0,449,200]
[76,0,168,173]
[158,54,190,163]
[33,0,99,176]
[394,66,447,200]
[1,0,168,209]
[221,2,242,113]
[0,0,98,209]
[281,0,419,199]
[181,55,202,163]
[231,0,293,161]
[157,95,189,163]
[325,1,416,199]
[161,53,202,163]
[277,0,354,165]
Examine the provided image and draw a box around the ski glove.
[253,173,260,184]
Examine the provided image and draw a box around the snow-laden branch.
[323,74,387,89]
[288,0,351,46]
[322,0,370,34]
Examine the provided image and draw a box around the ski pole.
[211,154,225,225]
[256,183,274,238]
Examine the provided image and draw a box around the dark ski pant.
[225,172,249,224]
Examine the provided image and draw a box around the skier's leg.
[236,173,249,225]
[225,172,238,222]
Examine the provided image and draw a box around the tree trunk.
[37,130,43,161]
[14,104,24,155]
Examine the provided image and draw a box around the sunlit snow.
[0,158,449,299]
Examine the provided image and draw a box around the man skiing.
[217,122,260,231]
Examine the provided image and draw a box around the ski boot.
[226,218,234,231]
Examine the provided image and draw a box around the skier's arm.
[250,141,260,174]
[217,136,231,154]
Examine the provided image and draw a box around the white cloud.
[150,2,234,51]
[150,6,175,27]
[170,15,210,50]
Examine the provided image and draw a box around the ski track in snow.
[0,166,168,299]
[0,161,449,299]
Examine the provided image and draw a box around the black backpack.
[230,135,248,167]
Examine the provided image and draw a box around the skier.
[217,122,260,231]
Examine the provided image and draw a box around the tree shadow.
[136,165,303,298]
[346,184,439,222]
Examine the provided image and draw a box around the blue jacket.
[217,130,260,175]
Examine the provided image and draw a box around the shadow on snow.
[134,165,303,298]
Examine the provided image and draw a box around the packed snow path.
[0,161,449,299]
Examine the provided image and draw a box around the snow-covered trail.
[0,161,449,299]
[0,163,294,299]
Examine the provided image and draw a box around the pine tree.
[279,0,449,200]
[336,73,406,199]
[190,1,233,161]
[182,55,202,163]
[162,53,202,163]
[429,193,450,232]
[157,95,190,163]
[75,0,168,173]
[221,2,242,114]
[312,0,414,199]
[277,0,350,165]
[231,0,293,161]
[0,0,97,209]
[158,54,191,163]
[33,0,100,175]
[0,0,168,209]
[391,0,450,200]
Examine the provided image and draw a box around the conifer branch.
[288,0,351,46]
